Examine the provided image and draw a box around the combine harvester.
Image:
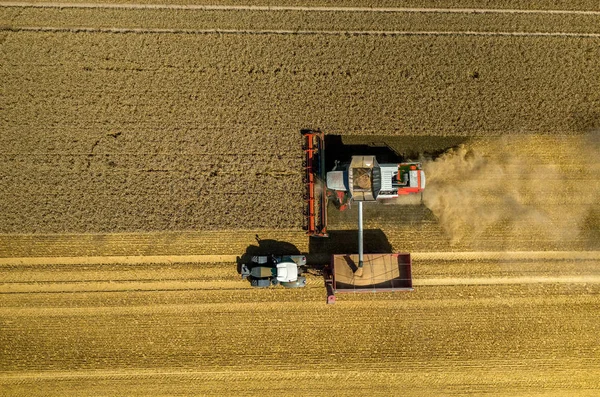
[240,130,425,303]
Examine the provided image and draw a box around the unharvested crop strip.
[2,2,600,16]
[4,26,600,38]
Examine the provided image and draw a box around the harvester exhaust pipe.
[355,201,364,277]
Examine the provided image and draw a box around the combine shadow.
[235,230,393,271]
[581,207,600,250]
[327,199,437,228]
[324,135,402,170]
[307,229,393,266]
[324,134,469,171]
[236,235,301,274]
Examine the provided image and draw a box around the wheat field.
[1,1,599,395]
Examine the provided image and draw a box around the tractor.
[240,255,307,288]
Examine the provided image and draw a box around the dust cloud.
[421,134,599,248]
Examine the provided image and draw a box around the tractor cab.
[276,261,300,283]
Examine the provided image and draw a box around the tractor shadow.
[236,235,301,274]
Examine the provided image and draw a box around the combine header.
[302,130,328,237]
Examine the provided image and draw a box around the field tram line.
[0,275,326,294]
[4,26,600,38]
[3,2,600,15]
[1,251,598,267]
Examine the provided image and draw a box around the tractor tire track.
[1,250,597,266]
[3,271,597,295]
[3,2,600,15]
[415,275,600,286]
[4,26,600,37]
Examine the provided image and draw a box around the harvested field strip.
[415,258,600,282]
[3,2,600,15]
[2,275,599,395]
[0,255,237,265]
[2,257,598,283]
[4,363,596,378]
[414,251,600,261]
[0,215,596,258]
[2,368,599,397]
[1,254,598,296]
[2,293,600,317]
[1,282,597,308]
[0,279,248,293]
[3,294,600,316]
[3,7,600,35]
[6,273,598,293]
[5,26,600,37]
[1,250,598,265]
[0,261,241,283]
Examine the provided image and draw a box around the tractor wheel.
[251,278,271,288]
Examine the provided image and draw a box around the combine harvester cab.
[378,162,426,198]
